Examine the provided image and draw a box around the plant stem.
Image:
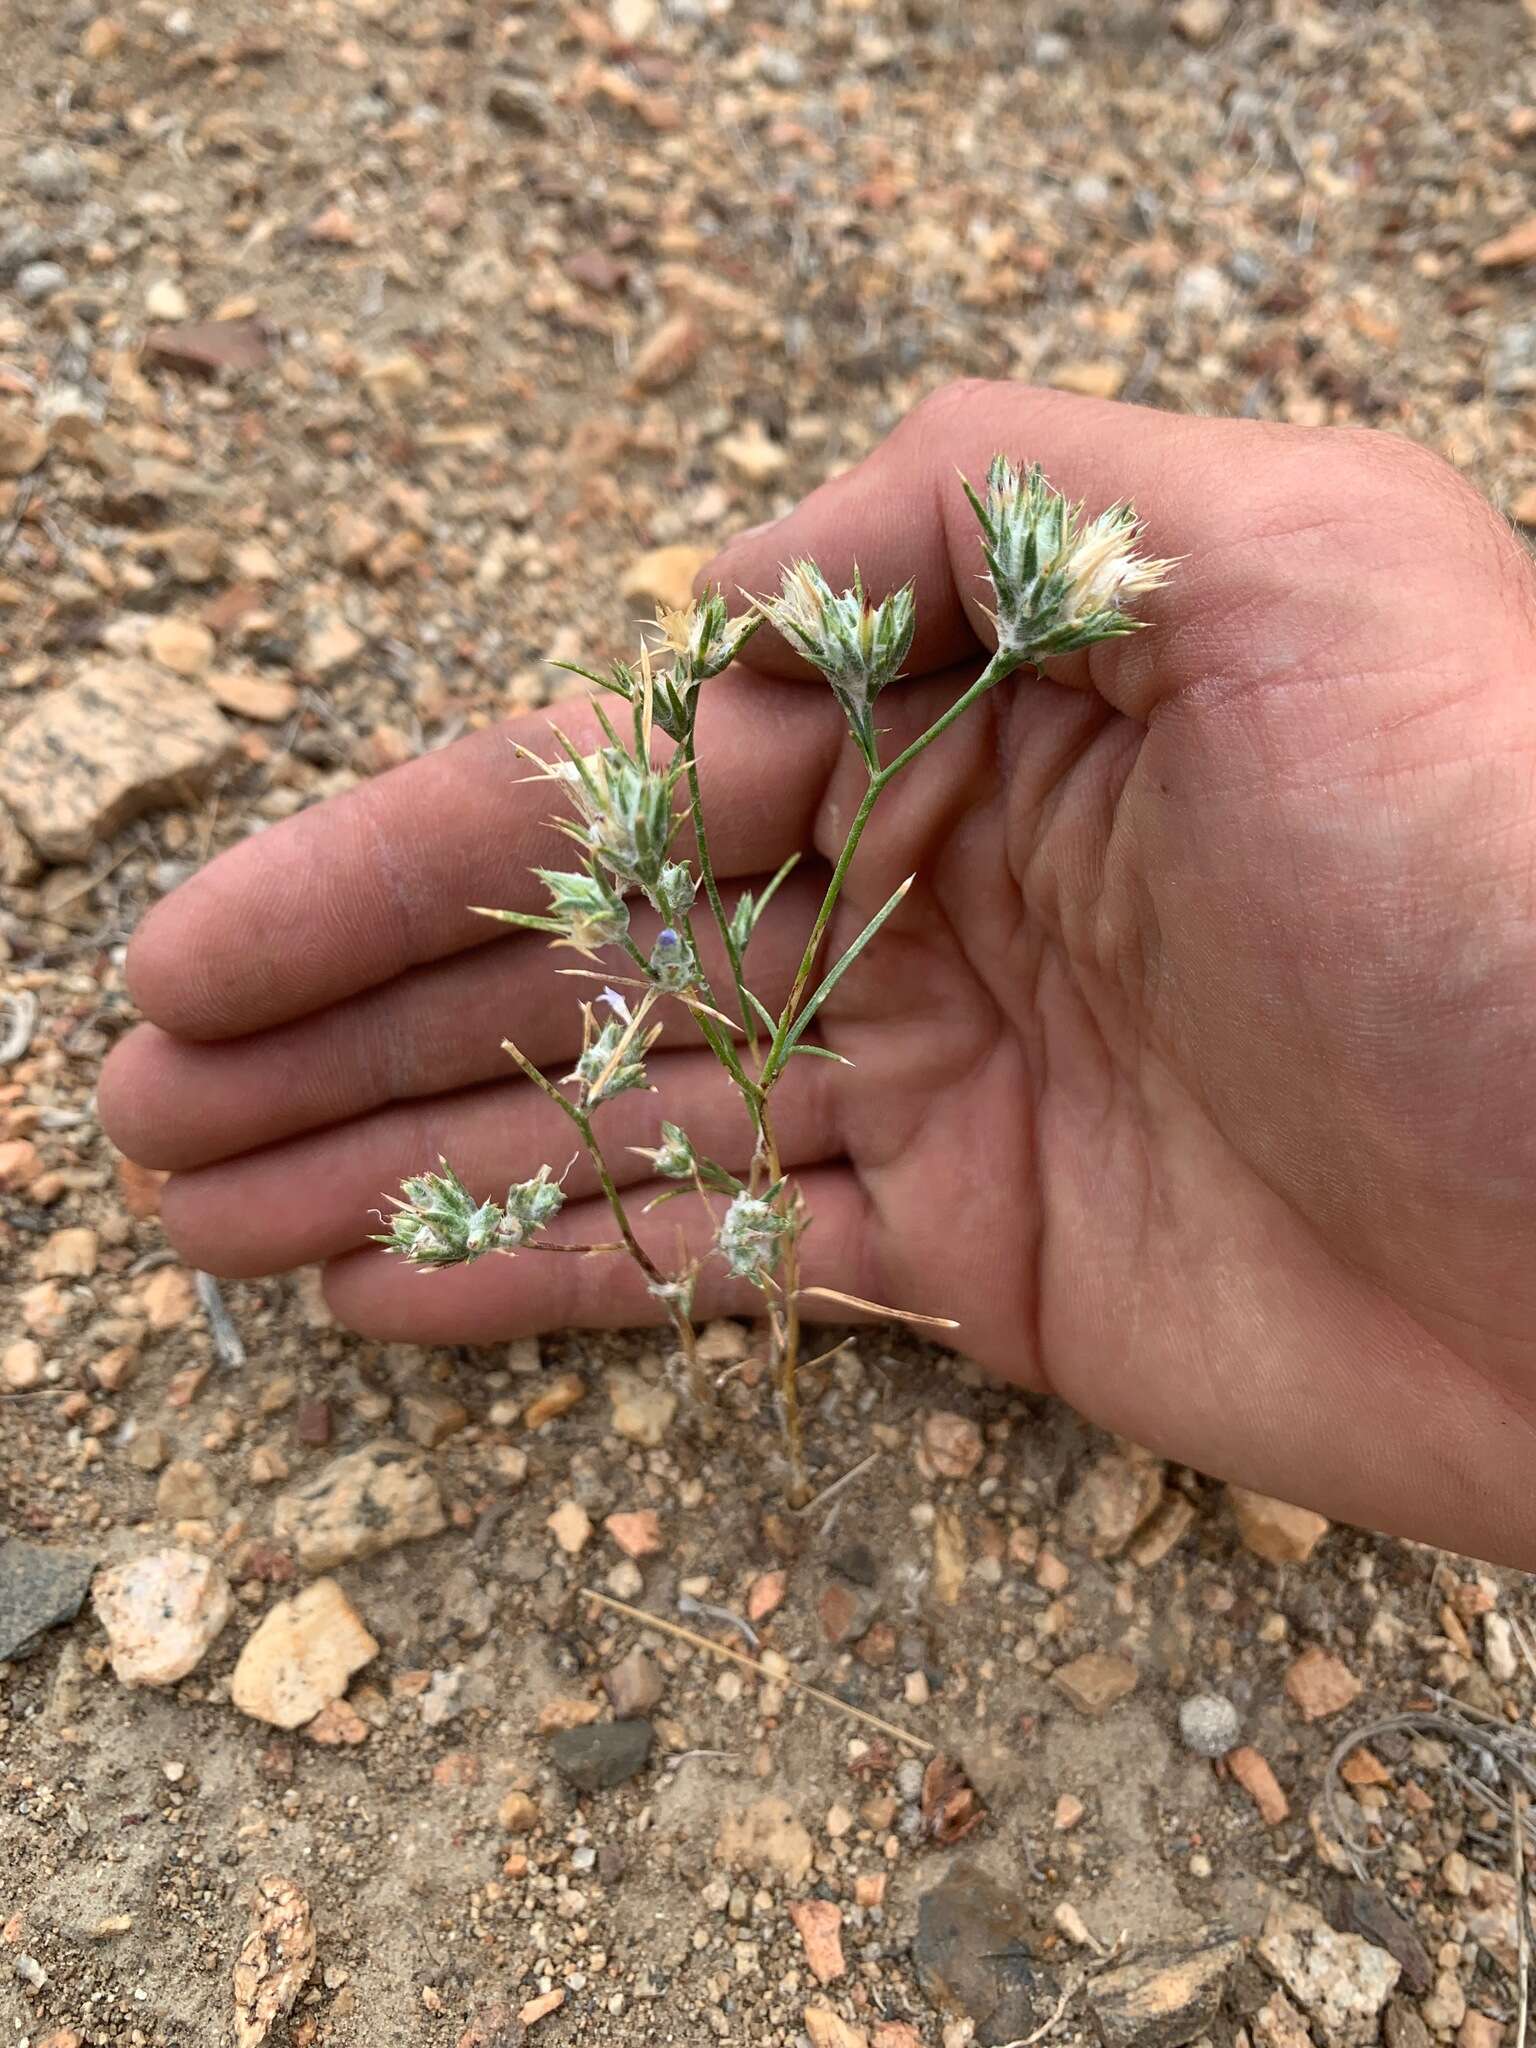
[764,646,1020,1087]
[686,748,756,1051]
[757,1104,808,1503]
[501,1035,705,1395]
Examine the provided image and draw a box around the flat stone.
[1332,1884,1433,1998]
[548,1718,653,1792]
[1086,1932,1242,2048]
[919,1410,984,1480]
[1258,1899,1400,2047]
[1229,1486,1330,1565]
[789,1900,845,1987]
[620,545,710,612]
[914,1861,1054,2046]
[715,1797,814,1886]
[628,313,705,392]
[1285,1647,1362,1722]
[230,1579,378,1729]
[605,1510,662,1558]
[0,1537,96,1660]
[718,419,788,482]
[204,670,296,724]
[0,409,47,479]
[1054,1653,1138,1716]
[272,1441,445,1571]
[603,1647,663,1718]
[232,1875,314,2048]
[486,77,551,132]
[1064,1450,1164,1557]
[1255,1989,1314,2048]
[156,1459,221,1522]
[0,661,235,863]
[92,1548,232,1686]
[21,145,89,202]
[606,1369,676,1447]
[1171,0,1230,44]
[398,1390,469,1448]
[145,317,271,376]
[1227,1746,1290,1824]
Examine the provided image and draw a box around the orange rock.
[604,1509,662,1559]
[1341,1746,1392,1787]
[747,1570,787,1622]
[1478,216,1536,268]
[1285,1646,1362,1722]
[517,1989,565,2027]
[1228,1485,1330,1564]
[789,1899,846,1985]
[1227,1746,1289,1824]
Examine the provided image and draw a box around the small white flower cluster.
[963,455,1174,659]
[759,562,916,768]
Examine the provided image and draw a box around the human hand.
[100,382,1536,1563]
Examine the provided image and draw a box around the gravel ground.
[5,0,1536,2044]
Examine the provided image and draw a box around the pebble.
[0,661,234,864]
[1482,1613,1518,1683]
[1087,1933,1242,2048]
[498,1790,539,1834]
[628,313,705,393]
[230,1578,379,1729]
[127,1424,170,1472]
[16,261,69,304]
[607,1369,676,1447]
[206,671,299,722]
[21,145,89,202]
[788,1900,845,1986]
[718,420,789,482]
[0,1536,96,1661]
[1178,1693,1240,1757]
[35,1227,99,1280]
[486,76,552,133]
[398,1390,469,1447]
[1172,0,1231,43]
[1229,1485,1330,1565]
[1227,1746,1290,1824]
[605,1510,662,1558]
[92,1549,232,1686]
[2,1338,43,1391]
[524,1372,586,1428]
[156,1459,222,1522]
[604,1647,663,1717]
[1333,1883,1433,1997]
[1285,1646,1362,1722]
[1477,218,1536,269]
[548,1718,653,1792]
[918,1410,983,1480]
[620,545,712,612]
[233,1875,314,2048]
[1064,1449,1164,1557]
[145,616,215,676]
[913,1861,1052,2042]
[144,278,191,322]
[272,1441,446,1570]
[0,410,47,479]
[548,1500,593,1554]
[144,317,270,376]
[715,1797,814,1885]
[1258,1899,1400,2045]
[1053,1652,1138,1717]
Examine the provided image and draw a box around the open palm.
[101,384,1536,1564]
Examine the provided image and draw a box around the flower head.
[647,925,693,994]
[532,866,629,956]
[760,562,916,769]
[651,588,762,686]
[963,456,1174,659]
[568,1007,658,1107]
[374,1158,562,1268]
[633,1120,698,1180]
[529,740,680,894]
[716,1184,796,1286]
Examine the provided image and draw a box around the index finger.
[127,668,842,1041]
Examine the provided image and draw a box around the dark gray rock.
[1087,1933,1242,2048]
[549,1719,653,1793]
[1384,1997,1434,2048]
[0,1537,96,1660]
[1332,1886,1432,1998]
[486,78,551,134]
[913,1862,1052,2047]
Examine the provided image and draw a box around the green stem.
[686,748,756,1051]
[502,1034,706,1392]
[763,647,1020,1089]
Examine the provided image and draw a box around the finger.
[126,671,846,1042]
[705,380,1530,721]
[155,1047,841,1277]
[321,1164,877,1343]
[100,867,826,1172]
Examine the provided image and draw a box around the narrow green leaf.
[789,1043,855,1067]
[766,874,913,1082]
[743,987,779,1039]
[470,905,567,934]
